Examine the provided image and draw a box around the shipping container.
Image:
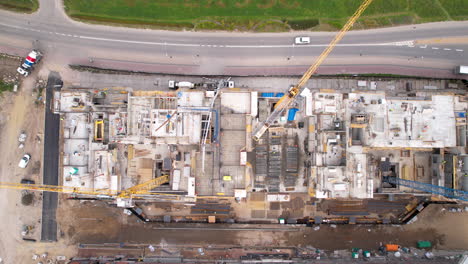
[385,244,399,252]
[417,241,432,248]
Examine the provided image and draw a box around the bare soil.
[57,200,468,252]
[0,55,76,263]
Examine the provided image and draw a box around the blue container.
[275,93,285,97]
[287,108,299,121]
[261,92,275,97]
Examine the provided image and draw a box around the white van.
[455,65,468,75]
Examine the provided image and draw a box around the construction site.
[0,0,468,263]
[1,47,468,264]
[49,77,468,221]
[48,76,468,264]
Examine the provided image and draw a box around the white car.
[17,66,30,77]
[18,154,31,168]
[294,36,310,45]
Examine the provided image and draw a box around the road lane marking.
[394,40,415,46]
[443,48,451,50]
[432,47,439,50]
[0,22,425,49]
[455,49,463,52]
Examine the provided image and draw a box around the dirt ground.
[0,55,76,263]
[56,199,468,253]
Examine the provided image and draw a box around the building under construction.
[51,77,468,223]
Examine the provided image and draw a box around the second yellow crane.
[0,175,173,199]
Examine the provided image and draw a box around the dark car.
[20,179,35,184]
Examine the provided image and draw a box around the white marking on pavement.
[443,48,451,51]
[0,21,422,50]
[455,49,463,52]
[432,47,439,50]
[419,45,427,48]
[394,40,415,46]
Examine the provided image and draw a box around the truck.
[17,50,43,77]
[168,80,195,89]
[455,65,468,75]
[169,79,234,90]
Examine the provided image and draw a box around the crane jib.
[252,0,374,141]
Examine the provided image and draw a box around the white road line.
[443,48,451,51]
[432,47,439,50]
[394,40,415,46]
[78,35,199,47]
[419,45,427,48]
[39,30,408,48]
[455,49,464,52]
[0,21,419,49]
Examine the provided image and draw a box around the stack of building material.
[284,146,299,187]
[190,201,231,215]
[254,145,267,189]
[267,150,281,192]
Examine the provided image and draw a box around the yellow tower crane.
[0,175,173,199]
[253,0,374,141]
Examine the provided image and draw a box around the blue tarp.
[261,92,275,97]
[287,108,299,121]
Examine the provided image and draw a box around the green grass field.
[0,0,38,12]
[7,0,463,31]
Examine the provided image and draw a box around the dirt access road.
[0,56,76,263]
[59,199,468,253]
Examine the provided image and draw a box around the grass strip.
[0,0,38,13]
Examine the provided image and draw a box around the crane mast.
[253,0,374,141]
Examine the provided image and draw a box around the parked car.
[20,179,35,184]
[294,36,310,45]
[18,154,31,168]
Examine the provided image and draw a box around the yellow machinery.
[252,0,374,141]
[117,175,170,198]
[0,175,171,199]
[94,119,104,142]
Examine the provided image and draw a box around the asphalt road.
[0,1,467,77]
[40,72,61,242]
